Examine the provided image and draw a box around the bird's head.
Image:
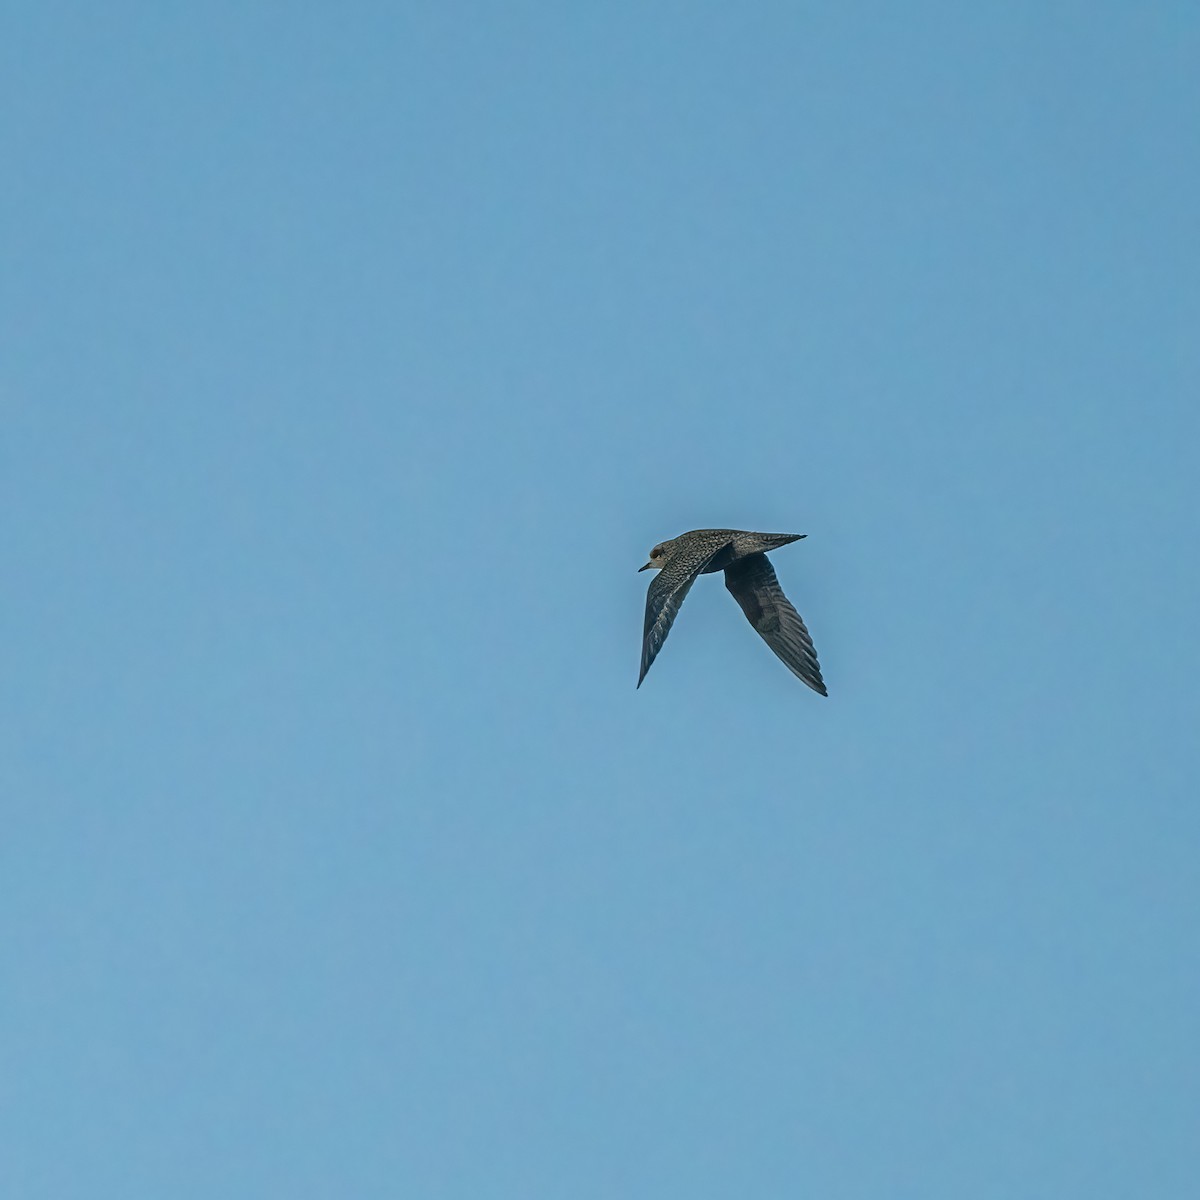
[638,541,672,572]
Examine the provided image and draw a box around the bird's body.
[637,528,827,694]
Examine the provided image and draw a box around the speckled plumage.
[637,528,827,695]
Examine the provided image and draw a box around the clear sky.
[4,4,1198,1197]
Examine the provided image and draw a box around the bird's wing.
[638,542,729,687]
[724,553,827,695]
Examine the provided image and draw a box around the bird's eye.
[651,546,662,558]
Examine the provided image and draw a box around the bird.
[637,528,827,694]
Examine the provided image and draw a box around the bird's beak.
[638,561,653,572]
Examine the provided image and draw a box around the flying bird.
[637,528,827,694]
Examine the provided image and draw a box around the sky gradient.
[4,4,1199,1197]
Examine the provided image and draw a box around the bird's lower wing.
[638,546,726,687]
[724,553,827,695]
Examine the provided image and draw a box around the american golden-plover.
[637,528,827,694]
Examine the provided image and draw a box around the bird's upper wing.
[724,553,827,695]
[638,541,730,687]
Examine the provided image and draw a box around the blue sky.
[4,4,1198,1196]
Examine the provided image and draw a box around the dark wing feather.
[724,553,827,695]
[638,544,728,687]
